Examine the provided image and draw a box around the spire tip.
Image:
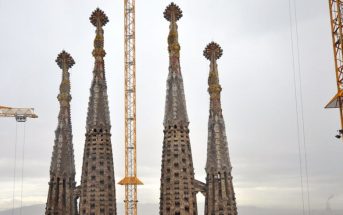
[56,51,75,69]
[164,2,182,22]
[90,8,109,27]
[204,42,223,60]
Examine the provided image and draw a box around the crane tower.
[118,0,143,215]
[326,0,343,138]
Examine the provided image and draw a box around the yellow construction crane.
[0,106,38,122]
[325,0,343,139]
[118,0,143,215]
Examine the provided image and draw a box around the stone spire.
[79,8,117,215]
[159,3,198,215]
[86,8,111,129]
[163,2,188,127]
[203,42,238,215]
[45,51,77,215]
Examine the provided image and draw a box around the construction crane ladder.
[326,0,343,139]
[118,0,143,215]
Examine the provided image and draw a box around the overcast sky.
[1,0,343,214]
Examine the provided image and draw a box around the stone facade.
[79,8,117,215]
[159,3,198,215]
[45,51,77,215]
[203,42,238,215]
[45,5,239,215]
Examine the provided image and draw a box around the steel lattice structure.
[118,0,142,215]
[326,0,343,135]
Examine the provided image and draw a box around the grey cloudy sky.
[1,0,343,214]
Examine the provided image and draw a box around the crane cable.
[11,121,27,215]
[293,2,311,214]
[288,0,311,214]
[11,122,18,215]
[19,122,26,215]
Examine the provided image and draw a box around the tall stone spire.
[159,3,198,215]
[79,8,117,215]
[163,2,188,127]
[203,42,238,215]
[46,51,77,215]
[86,8,111,129]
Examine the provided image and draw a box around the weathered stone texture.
[159,3,198,215]
[45,51,77,215]
[204,42,238,215]
[79,8,117,215]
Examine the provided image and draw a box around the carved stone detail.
[79,8,117,215]
[45,51,77,215]
[160,3,198,215]
[204,42,238,215]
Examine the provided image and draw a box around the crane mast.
[326,0,343,138]
[118,0,142,215]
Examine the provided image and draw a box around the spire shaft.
[85,8,111,129]
[203,42,237,215]
[160,3,198,215]
[79,8,117,215]
[46,51,77,215]
[163,2,189,127]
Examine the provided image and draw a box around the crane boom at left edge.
[0,106,38,122]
